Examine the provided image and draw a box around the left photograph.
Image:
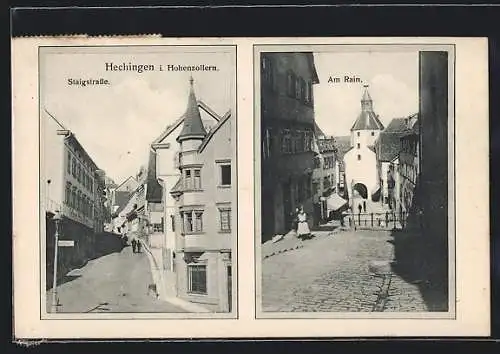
[39,45,237,317]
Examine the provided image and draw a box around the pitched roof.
[351,110,385,131]
[384,117,409,133]
[170,177,183,195]
[153,100,222,145]
[115,176,138,192]
[351,85,385,131]
[198,110,231,153]
[112,191,134,218]
[375,117,411,162]
[314,121,326,138]
[177,77,207,142]
[333,136,351,160]
[145,149,162,203]
[305,52,320,84]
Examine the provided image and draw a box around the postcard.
[12,37,490,339]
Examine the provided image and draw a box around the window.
[357,143,360,149]
[194,211,203,232]
[65,183,71,204]
[371,132,375,136]
[305,81,312,104]
[324,176,330,189]
[304,131,311,151]
[71,158,76,177]
[70,188,76,208]
[282,130,291,154]
[184,170,192,190]
[194,169,201,189]
[187,264,207,294]
[357,154,361,161]
[357,132,360,137]
[294,131,304,153]
[182,210,204,233]
[152,218,164,232]
[313,157,321,169]
[220,165,231,186]
[67,152,71,174]
[287,71,296,97]
[298,77,306,100]
[170,215,175,232]
[183,168,202,190]
[219,209,231,231]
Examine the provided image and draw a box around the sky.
[41,47,234,184]
[313,50,419,137]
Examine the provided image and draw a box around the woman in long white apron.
[297,206,311,240]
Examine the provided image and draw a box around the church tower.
[350,84,384,149]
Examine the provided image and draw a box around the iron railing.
[342,211,410,230]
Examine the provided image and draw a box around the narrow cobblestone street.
[261,229,428,313]
[47,245,186,313]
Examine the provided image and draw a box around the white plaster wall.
[344,147,378,202]
[351,129,380,149]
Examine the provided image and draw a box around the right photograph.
[255,45,455,317]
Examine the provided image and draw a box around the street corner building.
[41,109,114,292]
[260,52,320,243]
[139,77,235,313]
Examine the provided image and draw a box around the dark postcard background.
[8,2,500,347]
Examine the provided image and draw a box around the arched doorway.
[353,183,368,199]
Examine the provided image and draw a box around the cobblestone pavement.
[261,230,428,312]
[47,245,186,313]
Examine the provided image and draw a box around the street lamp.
[51,210,62,313]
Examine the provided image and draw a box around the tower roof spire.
[361,84,372,103]
[350,84,384,131]
[177,76,207,142]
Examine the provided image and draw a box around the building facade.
[397,114,420,221]
[419,51,449,244]
[343,85,384,211]
[142,86,224,303]
[332,136,351,200]
[387,155,400,212]
[42,109,109,286]
[374,117,413,207]
[260,52,320,242]
[312,137,337,221]
[169,78,234,312]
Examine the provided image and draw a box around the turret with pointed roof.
[351,85,385,131]
[176,76,207,143]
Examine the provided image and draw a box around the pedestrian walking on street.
[296,205,311,240]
